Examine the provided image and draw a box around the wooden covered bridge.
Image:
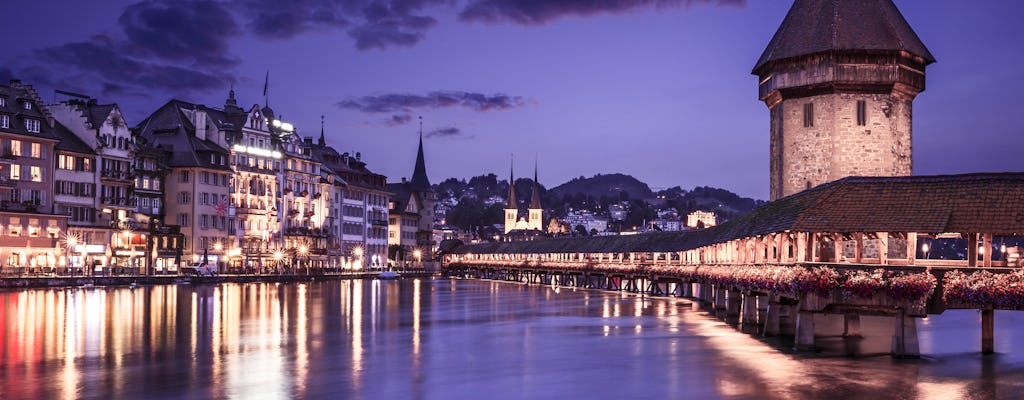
[444,173,1024,357]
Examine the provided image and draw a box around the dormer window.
[0,98,6,107]
[0,115,8,129]
[22,101,31,110]
[25,119,40,133]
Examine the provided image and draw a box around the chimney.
[355,152,361,161]
[304,136,313,146]
[402,177,407,183]
[9,79,21,87]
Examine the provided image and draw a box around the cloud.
[338,91,527,113]
[426,126,462,138]
[119,0,240,67]
[459,0,745,25]
[386,114,415,125]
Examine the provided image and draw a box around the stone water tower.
[754,0,935,200]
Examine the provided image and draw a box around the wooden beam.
[907,232,918,266]
[967,233,978,267]
[983,233,993,268]
[833,234,843,263]
[854,233,864,263]
[878,232,889,265]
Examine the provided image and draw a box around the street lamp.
[298,244,309,275]
[353,247,363,271]
[413,249,422,270]
[922,242,930,259]
[273,250,284,274]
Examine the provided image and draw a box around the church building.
[503,160,544,238]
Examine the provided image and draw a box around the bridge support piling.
[982,308,995,354]
[700,284,712,303]
[682,282,693,298]
[763,296,781,336]
[727,290,742,316]
[714,286,727,310]
[757,295,769,312]
[741,294,758,325]
[795,311,816,350]
[843,314,862,337]
[891,313,920,358]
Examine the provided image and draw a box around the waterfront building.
[312,127,390,269]
[278,129,331,271]
[387,132,435,264]
[135,100,234,271]
[227,94,284,272]
[133,139,183,274]
[51,98,144,273]
[51,122,101,272]
[0,80,66,274]
[562,209,608,234]
[754,0,934,200]
[686,210,717,229]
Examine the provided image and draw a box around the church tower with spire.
[503,159,518,234]
[527,160,543,231]
[754,0,934,200]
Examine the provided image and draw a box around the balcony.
[370,219,388,227]
[101,197,136,208]
[100,169,133,181]
[0,200,42,213]
[0,178,18,188]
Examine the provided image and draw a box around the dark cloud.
[338,91,527,113]
[119,0,240,67]
[459,0,745,25]
[387,114,415,125]
[33,34,231,98]
[240,0,352,39]
[426,126,462,138]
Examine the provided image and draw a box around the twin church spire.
[504,156,543,234]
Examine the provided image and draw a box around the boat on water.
[379,271,399,280]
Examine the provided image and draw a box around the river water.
[2,278,1024,399]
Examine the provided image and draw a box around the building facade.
[754,0,934,200]
[387,133,435,265]
[0,80,67,274]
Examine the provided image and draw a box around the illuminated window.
[30,143,40,158]
[10,140,21,156]
[30,166,41,182]
[10,164,19,180]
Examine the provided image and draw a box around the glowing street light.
[353,247,364,271]
[413,249,422,267]
[298,244,309,275]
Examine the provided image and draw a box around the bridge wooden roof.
[451,173,1024,255]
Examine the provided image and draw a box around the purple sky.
[2,1,1021,200]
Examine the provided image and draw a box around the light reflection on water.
[2,279,1024,399]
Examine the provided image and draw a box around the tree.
[575,224,588,236]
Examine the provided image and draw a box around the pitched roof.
[453,173,1024,255]
[84,103,116,129]
[753,0,935,73]
[134,99,231,170]
[530,161,542,209]
[53,121,96,155]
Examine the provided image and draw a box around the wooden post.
[810,233,819,262]
[741,294,758,325]
[795,310,815,350]
[833,235,843,263]
[878,232,889,265]
[982,308,994,354]
[776,234,785,263]
[854,233,863,263]
[907,232,918,265]
[763,295,780,336]
[983,233,993,268]
[967,233,979,267]
[796,232,808,263]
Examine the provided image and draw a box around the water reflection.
[3,280,1024,398]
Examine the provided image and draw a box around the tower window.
[856,100,867,126]
[803,103,814,127]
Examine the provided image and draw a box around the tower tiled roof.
[753,0,935,74]
[506,161,517,209]
[409,132,431,191]
[530,162,542,209]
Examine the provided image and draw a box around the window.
[178,213,190,227]
[180,171,190,182]
[82,158,92,172]
[803,103,814,128]
[153,178,161,190]
[201,192,209,205]
[23,101,31,110]
[25,119,40,133]
[30,166,41,182]
[58,154,75,170]
[10,140,21,156]
[201,171,209,184]
[0,98,5,107]
[140,197,150,208]
[10,164,19,180]
[153,199,161,209]
[201,214,209,229]
[178,191,191,204]
[210,154,216,165]
[0,115,8,129]
[856,100,867,126]
[30,143,40,158]
[142,178,150,190]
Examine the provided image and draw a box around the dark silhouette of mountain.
[548,173,654,201]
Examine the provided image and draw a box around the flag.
[263,71,269,96]
[215,195,228,217]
